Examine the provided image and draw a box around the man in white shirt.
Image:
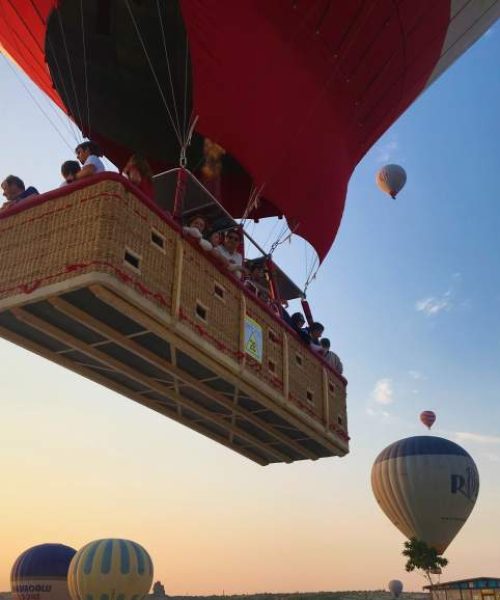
[216,229,244,275]
[75,141,105,179]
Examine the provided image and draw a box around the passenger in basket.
[207,229,222,248]
[290,312,310,343]
[60,160,81,186]
[245,262,270,302]
[122,154,154,199]
[320,338,344,375]
[215,228,244,276]
[1,175,39,210]
[183,215,213,252]
[307,321,325,349]
[205,229,225,258]
[75,141,105,179]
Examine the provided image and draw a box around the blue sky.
[0,23,499,594]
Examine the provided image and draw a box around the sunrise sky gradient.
[0,23,499,595]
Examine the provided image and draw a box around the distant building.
[425,577,500,600]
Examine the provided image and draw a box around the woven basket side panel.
[179,242,241,358]
[0,181,176,310]
[287,334,324,420]
[0,181,121,299]
[328,376,348,434]
[106,188,177,310]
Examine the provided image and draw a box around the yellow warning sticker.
[244,315,263,363]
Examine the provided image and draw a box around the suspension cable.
[45,39,82,143]
[260,218,283,251]
[124,0,183,148]
[303,255,320,296]
[79,0,91,136]
[56,9,85,134]
[155,0,182,138]
[240,183,266,226]
[183,36,190,144]
[268,223,295,256]
[1,52,74,152]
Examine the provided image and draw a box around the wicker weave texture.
[0,181,177,310]
[327,375,348,435]
[179,240,241,358]
[0,179,346,439]
[0,181,118,298]
[287,334,325,420]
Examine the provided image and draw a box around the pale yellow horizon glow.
[1,342,498,595]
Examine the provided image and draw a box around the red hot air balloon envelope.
[371,436,480,554]
[421,410,437,429]
[0,1,498,262]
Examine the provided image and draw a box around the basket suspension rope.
[56,9,85,137]
[79,0,91,137]
[183,36,190,144]
[124,0,183,148]
[0,0,79,147]
[0,51,74,152]
[155,0,182,139]
[45,39,82,144]
[303,257,319,297]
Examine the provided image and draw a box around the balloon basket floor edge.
[0,176,349,465]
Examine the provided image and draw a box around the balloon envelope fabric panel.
[11,543,76,600]
[68,539,153,600]
[371,436,479,553]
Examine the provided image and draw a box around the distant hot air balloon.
[371,436,479,554]
[376,164,407,199]
[11,544,76,600]
[68,539,153,600]
[420,411,436,430]
[388,580,403,598]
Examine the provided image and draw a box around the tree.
[402,537,449,587]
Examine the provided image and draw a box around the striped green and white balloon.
[68,539,153,600]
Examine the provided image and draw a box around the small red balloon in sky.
[420,410,436,429]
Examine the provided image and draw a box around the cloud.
[482,452,500,463]
[371,378,394,405]
[415,273,463,317]
[366,406,391,421]
[375,138,399,163]
[408,370,423,380]
[455,431,500,445]
[415,294,452,316]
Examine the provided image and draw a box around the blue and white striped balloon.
[371,436,479,553]
[11,543,76,600]
[68,539,153,600]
